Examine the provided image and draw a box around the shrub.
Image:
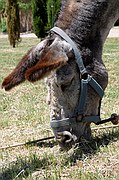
[1,17,7,32]
[47,0,60,28]
[32,0,47,38]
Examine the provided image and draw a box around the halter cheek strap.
[51,27,87,75]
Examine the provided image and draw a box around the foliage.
[0,17,7,32]
[7,0,21,48]
[47,0,60,28]
[31,0,60,37]
[31,0,48,38]
[0,0,60,37]
[18,1,31,11]
[0,0,7,32]
[0,0,6,10]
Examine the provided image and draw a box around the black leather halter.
[50,27,104,131]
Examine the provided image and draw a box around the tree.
[0,0,6,10]
[18,0,32,32]
[7,0,20,48]
[0,0,7,32]
[47,0,60,28]
[32,0,47,38]
[31,0,60,38]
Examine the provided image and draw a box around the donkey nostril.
[56,131,73,144]
[64,134,72,143]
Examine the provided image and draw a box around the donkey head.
[2,30,107,149]
[2,0,119,149]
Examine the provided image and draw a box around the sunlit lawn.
[0,37,119,179]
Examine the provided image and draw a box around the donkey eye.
[47,39,54,46]
[61,78,74,92]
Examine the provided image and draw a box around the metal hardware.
[96,114,119,125]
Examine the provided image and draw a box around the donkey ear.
[25,47,69,82]
[1,47,34,91]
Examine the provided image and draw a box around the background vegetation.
[0,0,60,38]
[0,0,7,32]
[7,0,20,48]
[0,36,119,179]
[47,0,60,28]
[31,0,47,38]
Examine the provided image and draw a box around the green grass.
[0,37,119,180]
[101,38,119,118]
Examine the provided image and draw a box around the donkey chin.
[53,123,92,150]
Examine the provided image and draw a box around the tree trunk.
[7,0,20,48]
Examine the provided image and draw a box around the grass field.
[0,37,119,180]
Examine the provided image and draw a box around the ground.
[0,27,119,38]
[0,29,119,180]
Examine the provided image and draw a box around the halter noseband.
[50,27,104,131]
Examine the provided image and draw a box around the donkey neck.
[56,0,119,61]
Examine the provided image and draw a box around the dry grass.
[0,37,119,180]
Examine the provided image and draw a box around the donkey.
[2,0,119,149]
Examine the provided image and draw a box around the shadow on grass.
[0,153,54,180]
[63,129,119,166]
[35,139,57,148]
[0,129,119,180]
